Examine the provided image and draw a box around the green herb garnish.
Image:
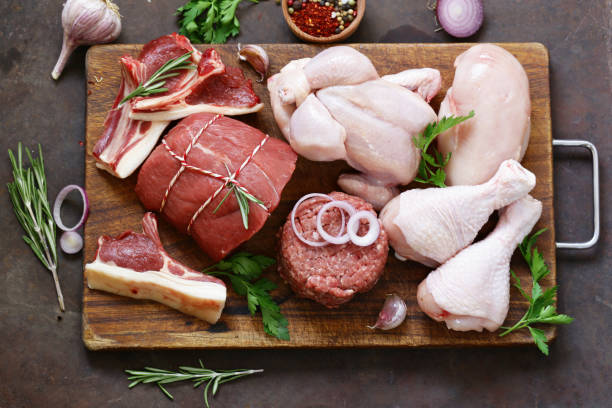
[125,359,262,407]
[7,143,64,311]
[177,0,259,44]
[206,252,290,340]
[499,229,574,355]
[413,110,475,188]
[119,52,196,106]
[213,164,265,230]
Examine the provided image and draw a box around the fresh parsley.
[205,252,290,340]
[125,359,263,408]
[413,110,475,188]
[177,0,259,44]
[499,229,574,355]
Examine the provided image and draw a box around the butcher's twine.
[159,114,269,234]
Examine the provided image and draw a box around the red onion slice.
[291,193,341,247]
[437,0,484,38]
[60,231,83,254]
[53,184,89,232]
[347,210,380,247]
[316,200,356,245]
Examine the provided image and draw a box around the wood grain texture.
[83,43,555,350]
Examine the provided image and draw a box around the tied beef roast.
[136,112,297,261]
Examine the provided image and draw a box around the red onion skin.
[437,0,484,38]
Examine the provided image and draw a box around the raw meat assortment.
[136,112,297,261]
[278,192,389,308]
[380,159,536,267]
[85,213,227,324]
[268,46,441,209]
[417,195,542,332]
[437,43,531,186]
[93,33,263,179]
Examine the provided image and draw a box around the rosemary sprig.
[7,143,64,311]
[499,229,574,355]
[213,164,265,230]
[126,359,263,407]
[119,51,196,106]
[413,110,475,188]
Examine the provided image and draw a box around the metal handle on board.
[552,139,600,249]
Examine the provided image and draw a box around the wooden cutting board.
[83,43,555,350]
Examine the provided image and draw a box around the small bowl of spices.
[282,0,365,43]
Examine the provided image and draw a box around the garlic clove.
[52,0,122,80]
[368,294,408,330]
[238,44,269,82]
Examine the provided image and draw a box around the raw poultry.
[268,46,442,209]
[437,43,531,186]
[380,159,536,267]
[417,195,542,332]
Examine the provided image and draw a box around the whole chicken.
[379,159,536,267]
[417,195,542,332]
[437,44,531,186]
[268,47,441,209]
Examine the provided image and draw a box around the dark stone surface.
[0,0,610,406]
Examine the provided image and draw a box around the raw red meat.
[135,113,297,261]
[85,213,227,324]
[93,33,263,179]
[92,34,224,178]
[131,65,265,121]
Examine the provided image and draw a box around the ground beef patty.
[278,192,389,308]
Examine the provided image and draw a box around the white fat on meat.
[437,44,531,186]
[289,94,346,161]
[380,159,536,267]
[417,195,542,332]
[85,213,227,324]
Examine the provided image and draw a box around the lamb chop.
[93,34,263,179]
[85,213,227,324]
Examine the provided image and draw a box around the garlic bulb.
[51,0,122,80]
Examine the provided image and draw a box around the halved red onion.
[437,0,483,38]
[316,200,356,245]
[53,185,89,232]
[291,193,343,247]
[347,210,380,247]
[368,294,408,330]
[60,231,83,254]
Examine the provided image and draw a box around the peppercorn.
[288,7,294,13]
[288,0,293,5]
[294,0,302,10]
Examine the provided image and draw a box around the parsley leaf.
[207,252,290,340]
[499,229,574,355]
[177,0,259,44]
[413,111,475,188]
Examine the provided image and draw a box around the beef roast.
[136,113,297,261]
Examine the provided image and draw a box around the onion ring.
[316,200,356,245]
[291,193,344,247]
[53,185,89,232]
[347,210,380,247]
